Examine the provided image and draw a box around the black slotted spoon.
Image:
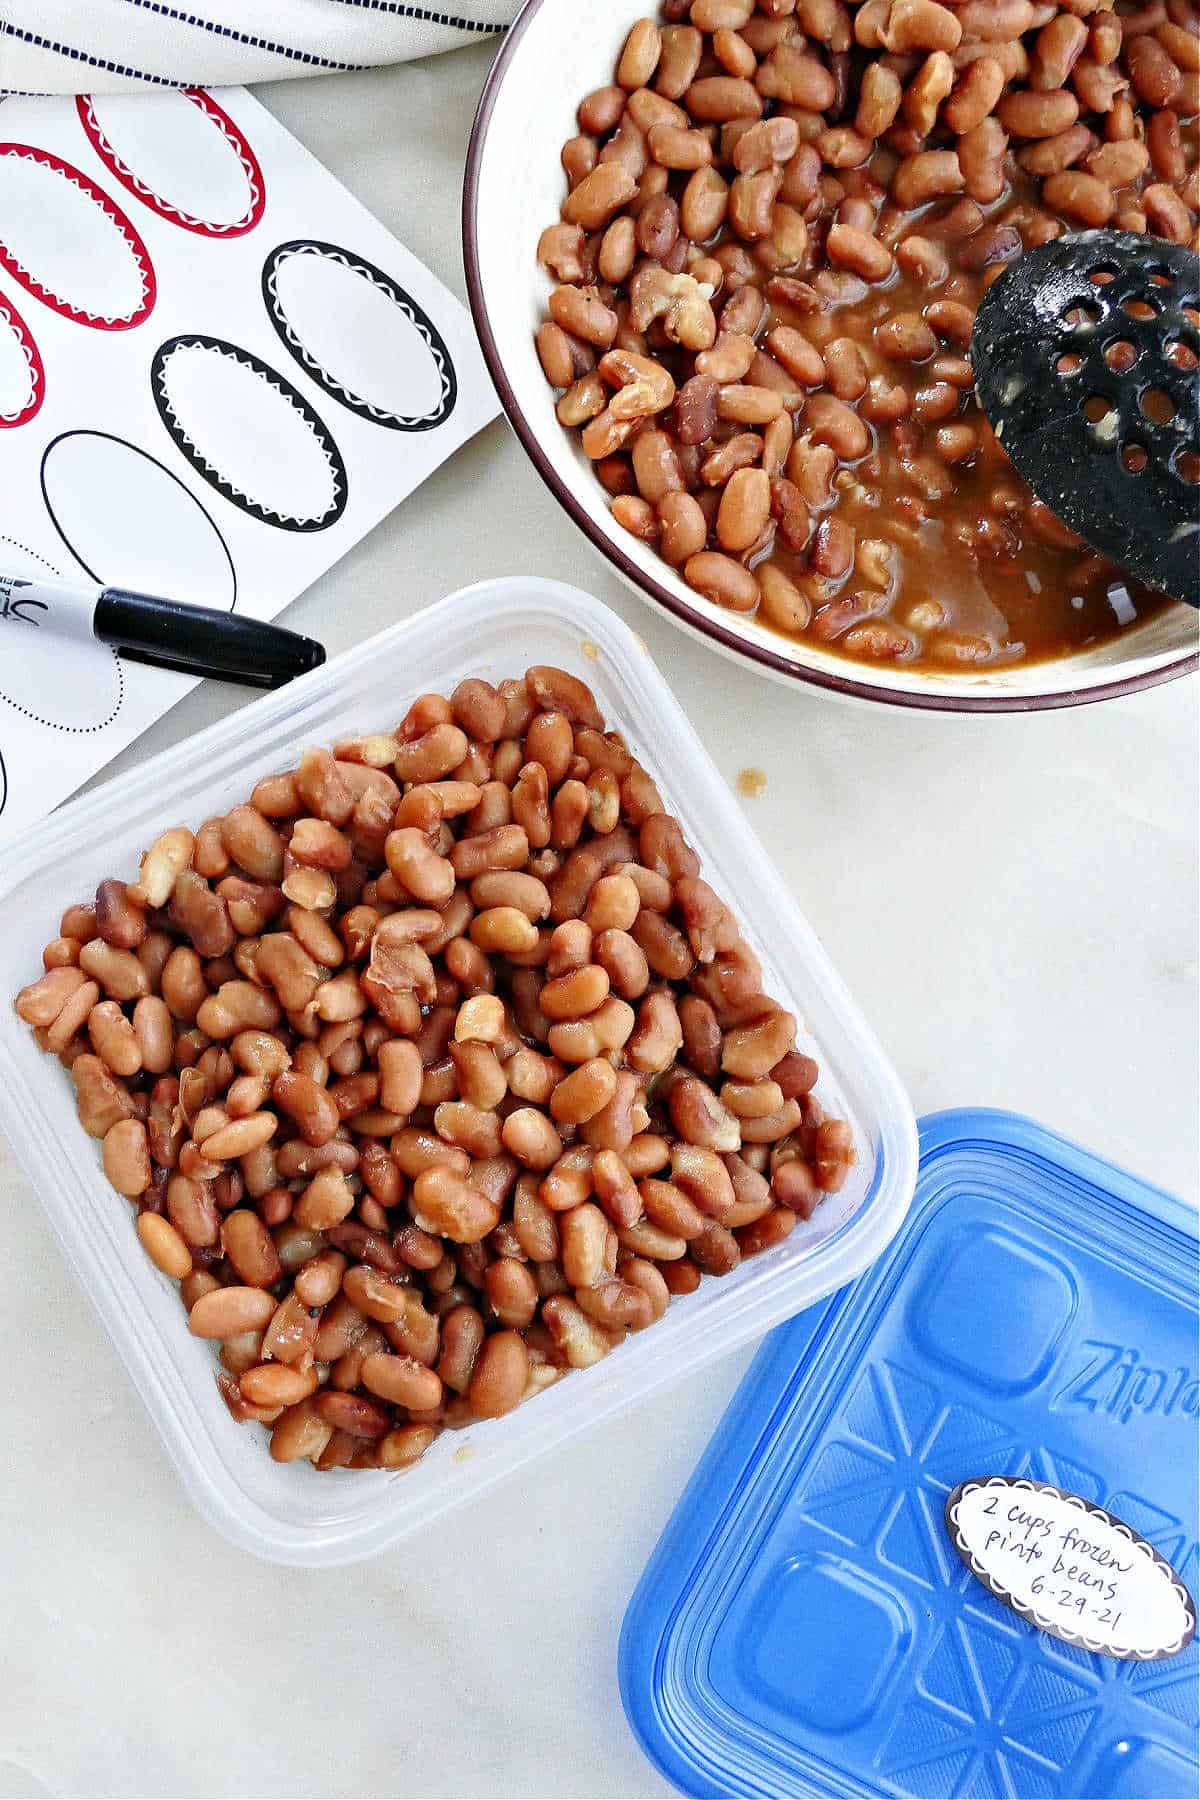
[971,228,1200,607]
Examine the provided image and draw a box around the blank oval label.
[946,1477,1196,1661]
[0,533,122,732]
[42,432,236,622]
[152,334,347,531]
[0,293,43,427]
[262,240,457,431]
[0,143,156,329]
[77,91,265,238]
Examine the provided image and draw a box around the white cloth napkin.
[0,1,519,94]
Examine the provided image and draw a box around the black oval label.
[946,1476,1196,1661]
[151,333,347,532]
[261,239,457,433]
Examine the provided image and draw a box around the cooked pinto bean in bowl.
[15,666,852,1476]
[453,0,1200,698]
[517,0,1199,679]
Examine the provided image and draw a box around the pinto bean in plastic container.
[0,579,915,1565]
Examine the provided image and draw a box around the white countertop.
[1,42,1196,1800]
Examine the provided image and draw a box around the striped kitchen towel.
[0,1,519,94]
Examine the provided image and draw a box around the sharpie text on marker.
[0,578,49,626]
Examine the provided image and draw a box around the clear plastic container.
[0,578,917,1566]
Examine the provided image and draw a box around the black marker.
[0,573,326,690]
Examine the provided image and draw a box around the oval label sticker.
[946,1477,1196,1661]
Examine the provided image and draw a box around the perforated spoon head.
[971,229,1199,607]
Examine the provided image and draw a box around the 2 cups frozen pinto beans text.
[537,1,1199,669]
[15,668,853,1473]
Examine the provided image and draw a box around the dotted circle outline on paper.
[0,535,124,733]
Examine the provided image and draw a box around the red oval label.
[0,291,44,428]
[0,143,156,329]
[76,91,266,239]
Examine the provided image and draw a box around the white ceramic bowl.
[463,0,1199,712]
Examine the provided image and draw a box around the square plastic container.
[0,578,917,1565]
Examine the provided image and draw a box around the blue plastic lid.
[620,1109,1199,1799]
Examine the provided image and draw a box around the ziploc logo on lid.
[1059,1340,1199,1425]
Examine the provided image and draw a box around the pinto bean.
[16,663,854,1471]
[891,148,963,207]
[102,1119,151,1196]
[1042,170,1115,225]
[686,76,764,122]
[684,552,760,612]
[563,163,639,228]
[469,1330,530,1417]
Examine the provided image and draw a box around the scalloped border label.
[0,143,156,330]
[0,290,43,428]
[946,1476,1196,1661]
[150,333,347,532]
[261,239,457,431]
[76,91,266,239]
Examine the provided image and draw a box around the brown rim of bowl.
[462,0,1199,714]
